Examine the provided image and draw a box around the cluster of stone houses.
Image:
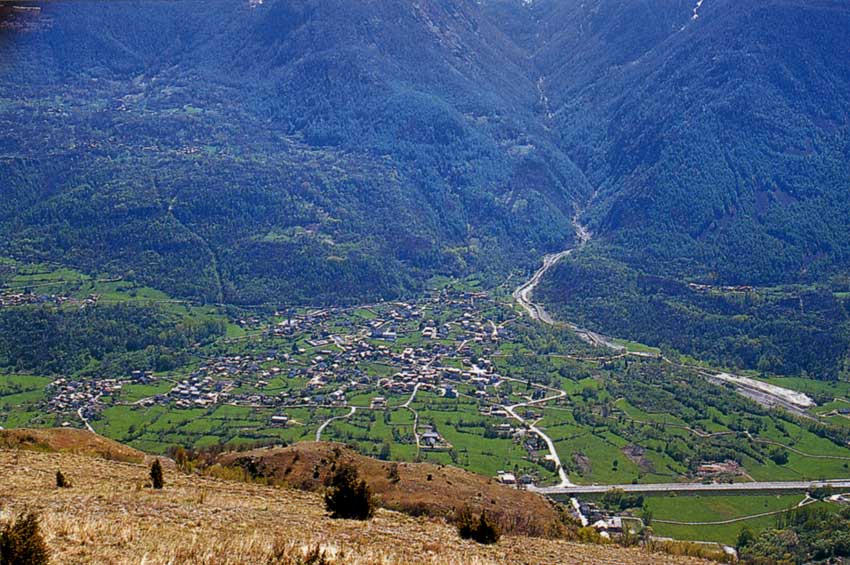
[44,377,119,414]
[0,292,98,309]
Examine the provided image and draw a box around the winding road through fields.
[499,376,573,487]
[315,406,356,441]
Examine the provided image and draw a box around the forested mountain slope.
[544,0,850,284]
[2,0,850,375]
[0,0,588,304]
[526,0,850,378]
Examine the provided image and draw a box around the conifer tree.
[0,511,49,565]
[456,507,500,545]
[150,458,164,490]
[324,463,373,520]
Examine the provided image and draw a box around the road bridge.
[531,479,850,496]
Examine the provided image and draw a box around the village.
[34,286,560,477]
[28,283,839,548]
[0,290,99,309]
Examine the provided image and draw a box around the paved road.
[499,376,574,487]
[512,218,625,351]
[401,382,423,408]
[401,383,423,448]
[503,398,573,487]
[514,219,819,416]
[512,249,573,324]
[531,479,850,496]
[77,392,102,434]
[77,406,96,434]
[315,406,356,441]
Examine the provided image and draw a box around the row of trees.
[738,505,850,563]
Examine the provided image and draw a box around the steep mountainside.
[0,0,588,305]
[2,0,849,373]
[526,0,850,378]
[552,0,850,284]
[484,0,850,285]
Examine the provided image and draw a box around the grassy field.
[611,339,662,355]
[97,403,318,453]
[644,493,817,545]
[0,374,53,428]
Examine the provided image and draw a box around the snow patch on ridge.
[691,0,705,20]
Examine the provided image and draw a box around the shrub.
[0,511,49,565]
[769,448,789,466]
[808,485,835,500]
[324,463,374,520]
[386,463,400,483]
[736,525,755,550]
[456,508,500,545]
[55,470,70,488]
[150,458,164,489]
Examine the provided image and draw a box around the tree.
[736,525,755,550]
[150,458,164,489]
[769,448,789,466]
[456,508,500,545]
[640,506,653,527]
[55,470,70,488]
[377,441,391,461]
[324,463,374,520]
[808,485,835,500]
[0,511,49,565]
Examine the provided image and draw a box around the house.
[497,472,516,485]
[592,517,623,534]
[421,431,441,448]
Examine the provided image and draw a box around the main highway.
[531,479,850,496]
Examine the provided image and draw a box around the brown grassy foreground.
[0,446,713,564]
[0,428,145,463]
[215,442,564,537]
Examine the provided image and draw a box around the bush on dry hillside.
[55,470,70,488]
[150,459,164,490]
[0,511,49,565]
[456,507,500,545]
[323,464,374,520]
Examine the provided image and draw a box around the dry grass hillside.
[0,428,144,463]
[216,442,563,537]
[0,436,713,564]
